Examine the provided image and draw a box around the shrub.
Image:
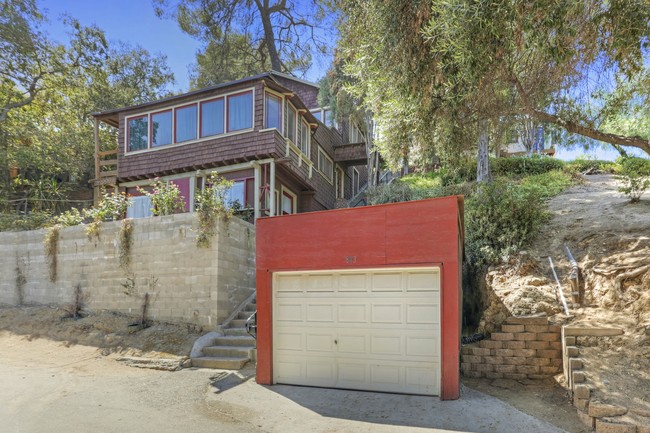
[465,179,549,268]
[492,155,565,177]
[366,182,413,205]
[85,190,130,222]
[564,158,616,174]
[195,174,233,248]
[137,179,185,216]
[0,211,52,232]
[519,170,573,200]
[54,208,84,227]
[616,157,650,203]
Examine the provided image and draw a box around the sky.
[39,0,647,162]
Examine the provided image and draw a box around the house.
[90,72,369,218]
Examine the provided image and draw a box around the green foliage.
[465,180,549,268]
[564,158,617,174]
[519,171,573,200]
[43,224,60,282]
[118,219,133,270]
[616,157,650,203]
[195,174,233,248]
[0,211,51,231]
[85,190,130,221]
[493,156,565,177]
[365,182,413,205]
[137,179,185,216]
[54,208,84,227]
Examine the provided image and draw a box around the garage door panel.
[406,303,439,324]
[276,274,302,292]
[273,267,440,396]
[306,303,335,322]
[371,272,403,292]
[275,303,302,321]
[306,333,334,352]
[370,304,402,323]
[276,331,303,351]
[337,303,368,323]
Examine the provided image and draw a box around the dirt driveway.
[0,332,571,433]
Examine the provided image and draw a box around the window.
[175,104,197,143]
[287,105,297,143]
[200,98,224,137]
[225,178,254,209]
[353,167,360,195]
[318,147,334,183]
[299,120,310,156]
[323,108,335,128]
[349,120,364,143]
[311,109,322,122]
[335,166,345,199]
[127,115,148,151]
[227,91,253,132]
[281,188,296,215]
[265,93,282,130]
[151,110,172,147]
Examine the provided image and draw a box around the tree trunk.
[257,6,282,72]
[477,119,490,182]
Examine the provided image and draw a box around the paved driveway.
[0,333,567,433]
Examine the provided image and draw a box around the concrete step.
[223,327,252,337]
[237,310,256,320]
[213,335,255,347]
[203,345,254,357]
[229,319,248,328]
[191,356,249,370]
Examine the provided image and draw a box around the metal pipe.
[548,256,570,315]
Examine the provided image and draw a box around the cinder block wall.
[461,316,563,379]
[0,213,255,327]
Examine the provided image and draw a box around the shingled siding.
[272,76,320,109]
[117,81,268,180]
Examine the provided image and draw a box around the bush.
[565,158,616,174]
[519,170,573,200]
[0,211,52,232]
[137,179,185,216]
[492,155,565,177]
[195,174,233,248]
[616,157,650,203]
[366,182,413,205]
[85,190,130,222]
[465,179,549,268]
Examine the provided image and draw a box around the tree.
[336,0,650,171]
[154,0,334,85]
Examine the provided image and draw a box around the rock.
[595,419,636,433]
[589,401,628,418]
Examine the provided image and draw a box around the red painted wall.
[255,196,464,400]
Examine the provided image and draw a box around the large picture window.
[227,91,253,132]
[127,115,148,151]
[265,93,281,130]
[175,104,197,143]
[200,98,224,137]
[151,110,172,147]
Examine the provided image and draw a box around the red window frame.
[226,90,254,133]
[126,114,149,152]
[199,97,225,138]
[174,103,198,143]
[149,109,173,147]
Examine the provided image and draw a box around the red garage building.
[255,196,464,400]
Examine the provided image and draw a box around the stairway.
[191,300,256,370]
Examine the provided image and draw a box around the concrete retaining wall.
[0,213,255,328]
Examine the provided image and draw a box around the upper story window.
[200,98,224,137]
[287,104,297,143]
[349,120,364,143]
[311,107,336,129]
[175,104,198,143]
[265,92,282,130]
[124,87,255,154]
[335,166,344,199]
[227,91,253,132]
[311,109,322,122]
[318,147,334,183]
[127,115,148,151]
[151,110,172,147]
[299,120,310,156]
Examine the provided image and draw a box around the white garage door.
[273,267,441,396]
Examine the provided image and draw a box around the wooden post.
[94,118,100,181]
